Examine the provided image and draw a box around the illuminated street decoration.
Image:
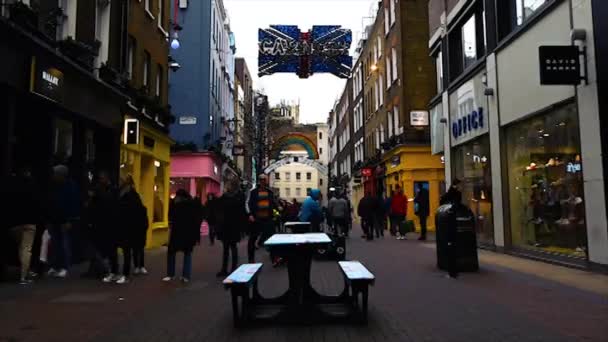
[258,25,352,79]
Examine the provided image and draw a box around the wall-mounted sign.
[179,116,197,125]
[449,73,488,146]
[539,46,581,85]
[361,168,373,177]
[30,57,64,103]
[452,107,484,139]
[410,111,429,126]
[258,25,352,79]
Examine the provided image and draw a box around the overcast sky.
[224,0,378,124]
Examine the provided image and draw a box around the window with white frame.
[387,110,394,137]
[384,7,390,35]
[393,106,400,134]
[386,55,391,88]
[390,0,396,26]
[127,36,135,79]
[145,0,151,13]
[516,0,548,25]
[378,75,384,106]
[436,51,443,94]
[391,47,398,82]
[374,80,379,111]
[158,0,164,29]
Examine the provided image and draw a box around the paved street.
[1,230,607,342]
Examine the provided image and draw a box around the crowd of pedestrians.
[2,163,459,286]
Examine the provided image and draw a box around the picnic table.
[224,232,375,326]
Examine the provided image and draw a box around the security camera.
[169,62,181,72]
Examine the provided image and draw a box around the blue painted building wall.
[169,0,213,149]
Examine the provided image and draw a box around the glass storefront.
[505,103,587,258]
[452,135,494,245]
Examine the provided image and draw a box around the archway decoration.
[264,156,328,176]
[270,133,319,160]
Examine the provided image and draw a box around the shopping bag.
[39,229,50,263]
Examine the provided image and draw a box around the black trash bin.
[435,204,479,272]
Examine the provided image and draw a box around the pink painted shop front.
[170,152,221,201]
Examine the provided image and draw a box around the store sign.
[450,75,488,145]
[452,107,484,139]
[258,25,352,79]
[179,116,197,125]
[566,162,582,173]
[31,57,64,103]
[361,168,373,177]
[539,46,581,85]
[410,111,429,126]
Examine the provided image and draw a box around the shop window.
[452,136,494,245]
[53,118,73,164]
[448,4,486,81]
[505,103,586,258]
[153,161,166,222]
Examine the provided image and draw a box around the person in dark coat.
[440,179,463,206]
[246,174,277,263]
[204,193,219,245]
[163,189,202,283]
[86,171,117,279]
[46,165,80,278]
[5,167,43,284]
[414,183,431,241]
[216,180,247,277]
[103,174,147,284]
[358,191,379,241]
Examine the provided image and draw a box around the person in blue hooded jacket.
[299,189,322,231]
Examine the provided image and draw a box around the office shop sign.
[449,76,488,145]
[30,57,64,103]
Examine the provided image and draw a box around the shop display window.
[505,104,587,258]
[452,135,494,245]
[120,149,136,180]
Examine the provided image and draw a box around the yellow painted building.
[120,119,174,248]
[383,146,445,231]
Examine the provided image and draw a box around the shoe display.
[181,277,190,283]
[19,278,33,285]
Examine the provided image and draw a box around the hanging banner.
[258,25,352,79]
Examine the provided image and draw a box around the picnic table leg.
[230,288,241,327]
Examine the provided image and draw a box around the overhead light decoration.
[171,32,180,50]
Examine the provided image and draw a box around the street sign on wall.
[539,46,581,85]
[258,25,352,79]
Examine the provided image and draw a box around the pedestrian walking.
[357,191,378,240]
[246,174,277,263]
[414,183,430,241]
[46,165,80,278]
[327,193,349,236]
[6,167,43,284]
[204,193,219,245]
[163,189,202,283]
[390,185,409,240]
[299,189,322,231]
[216,180,247,277]
[440,179,463,206]
[374,195,385,238]
[86,171,117,279]
[104,174,147,284]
